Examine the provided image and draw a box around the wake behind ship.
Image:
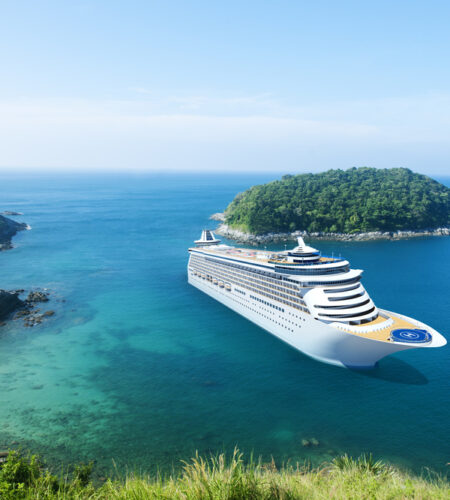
[188,230,446,368]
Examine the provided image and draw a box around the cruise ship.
[188,230,446,368]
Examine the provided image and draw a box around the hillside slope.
[1,449,448,499]
[224,168,450,235]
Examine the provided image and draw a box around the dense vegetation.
[224,168,450,235]
[0,449,448,499]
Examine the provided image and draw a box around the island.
[215,167,450,243]
[0,213,28,250]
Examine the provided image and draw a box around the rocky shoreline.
[0,211,57,328]
[212,215,450,244]
[0,289,55,328]
[209,212,226,222]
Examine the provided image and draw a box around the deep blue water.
[0,172,449,477]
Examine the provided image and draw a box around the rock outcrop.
[26,290,50,303]
[18,290,54,327]
[209,212,226,222]
[0,289,56,328]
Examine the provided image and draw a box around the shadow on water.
[350,357,428,385]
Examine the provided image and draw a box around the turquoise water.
[0,172,449,478]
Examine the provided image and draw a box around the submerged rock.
[310,437,320,447]
[15,309,31,318]
[301,437,320,447]
[23,313,47,327]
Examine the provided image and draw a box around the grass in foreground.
[1,448,448,499]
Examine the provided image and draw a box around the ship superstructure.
[188,230,446,367]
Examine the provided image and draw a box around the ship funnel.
[290,236,319,256]
[195,229,221,246]
[297,236,306,250]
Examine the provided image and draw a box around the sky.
[0,0,449,175]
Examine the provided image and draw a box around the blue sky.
[1,1,449,174]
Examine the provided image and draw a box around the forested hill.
[224,168,450,235]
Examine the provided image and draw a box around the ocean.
[0,172,449,478]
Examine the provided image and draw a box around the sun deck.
[336,312,425,343]
[194,246,276,264]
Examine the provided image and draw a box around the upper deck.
[189,243,360,283]
[190,245,344,267]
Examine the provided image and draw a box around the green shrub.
[72,462,94,488]
[332,453,389,475]
[0,450,41,498]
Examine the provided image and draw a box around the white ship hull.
[188,270,443,368]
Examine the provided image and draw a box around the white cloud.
[0,93,449,174]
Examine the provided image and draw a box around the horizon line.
[0,167,449,178]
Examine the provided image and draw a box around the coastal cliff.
[0,214,28,250]
[0,290,24,321]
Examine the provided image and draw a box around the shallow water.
[0,172,449,476]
